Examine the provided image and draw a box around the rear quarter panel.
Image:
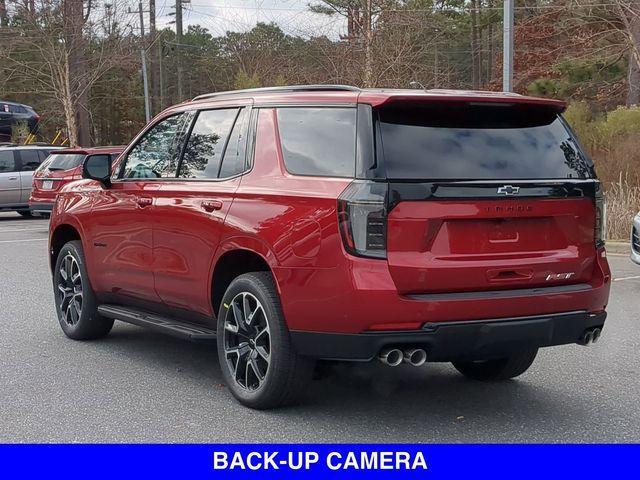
[220,108,352,327]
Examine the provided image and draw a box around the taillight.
[337,180,388,259]
[595,182,606,248]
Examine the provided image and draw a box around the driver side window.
[121,114,185,179]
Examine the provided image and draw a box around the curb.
[606,241,630,255]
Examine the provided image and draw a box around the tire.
[452,348,538,381]
[17,210,32,218]
[216,272,314,409]
[53,240,113,340]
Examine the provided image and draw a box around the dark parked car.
[48,85,611,409]
[0,145,63,216]
[0,101,40,140]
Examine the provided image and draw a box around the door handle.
[8,176,18,180]
[201,200,223,212]
[136,196,153,207]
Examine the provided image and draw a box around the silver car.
[0,145,63,217]
[632,213,640,264]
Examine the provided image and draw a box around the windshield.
[377,103,595,180]
[46,154,86,171]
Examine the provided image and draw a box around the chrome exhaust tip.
[378,348,403,367]
[580,330,594,346]
[592,328,602,343]
[403,348,427,367]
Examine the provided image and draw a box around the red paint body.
[29,146,124,210]
[49,88,611,338]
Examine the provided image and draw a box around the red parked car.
[48,86,611,409]
[29,146,124,217]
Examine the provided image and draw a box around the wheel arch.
[49,223,82,273]
[211,239,279,318]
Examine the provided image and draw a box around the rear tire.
[217,272,314,409]
[17,210,32,218]
[452,348,538,381]
[53,240,113,340]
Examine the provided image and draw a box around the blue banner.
[0,444,636,479]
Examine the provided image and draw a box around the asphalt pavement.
[1,211,639,442]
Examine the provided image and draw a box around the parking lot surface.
[1,211,639,442]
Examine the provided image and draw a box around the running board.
[97,304,216,342]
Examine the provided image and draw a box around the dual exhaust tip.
[378,347,427,367]
[580,327,602,346]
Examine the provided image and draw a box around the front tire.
[53,240,113,340]
[452,348,538,381]
[217,272,314,409]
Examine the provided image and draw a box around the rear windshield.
[46,153,85,171]
[377,103,595,180]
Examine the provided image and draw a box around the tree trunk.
[62,54,79,147]
[362,0,374,88]
[0,0,7,27]
[487,0,495,83]
[470,0,481,89]
[628,52,640,106]
[64,0,91,146]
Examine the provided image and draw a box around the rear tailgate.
[386,183,597,294]
[376,99,600,296]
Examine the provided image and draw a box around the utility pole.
[150,0,158,115]
[176,0,184,101]
[130,3,151,122]
[503,0,514,92]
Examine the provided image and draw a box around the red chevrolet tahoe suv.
[30,146,124,217]
[48,85,611,409]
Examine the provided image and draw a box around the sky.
[154,0,347,38]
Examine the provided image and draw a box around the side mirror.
[82,154,112,188]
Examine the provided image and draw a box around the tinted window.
[378,104,595,180]
[47,154,85,171]
[219,108,249,178]
[19,150,42,171]
[277,107,356,177]
[0,151,15,172]
[9,105,26,114]
[123,114,185,179]
[179,109,239,179]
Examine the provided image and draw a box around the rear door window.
[18,150,42,171]
[219,108,249,178]
[0,150,16,172]
[277,107,356,178]
[178,108,239,179]
[377,103,595,180]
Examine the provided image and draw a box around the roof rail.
[192,84,361,102]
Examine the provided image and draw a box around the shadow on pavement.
[92,323,584,440]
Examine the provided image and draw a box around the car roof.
[0,145,64,150]
[54,146,126,155]
[0,100,34,109]
[185,85,566,111]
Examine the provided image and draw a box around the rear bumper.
[29,202,53,214]
[291,310,607,361]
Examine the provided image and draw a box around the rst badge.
[546,272,575,281]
